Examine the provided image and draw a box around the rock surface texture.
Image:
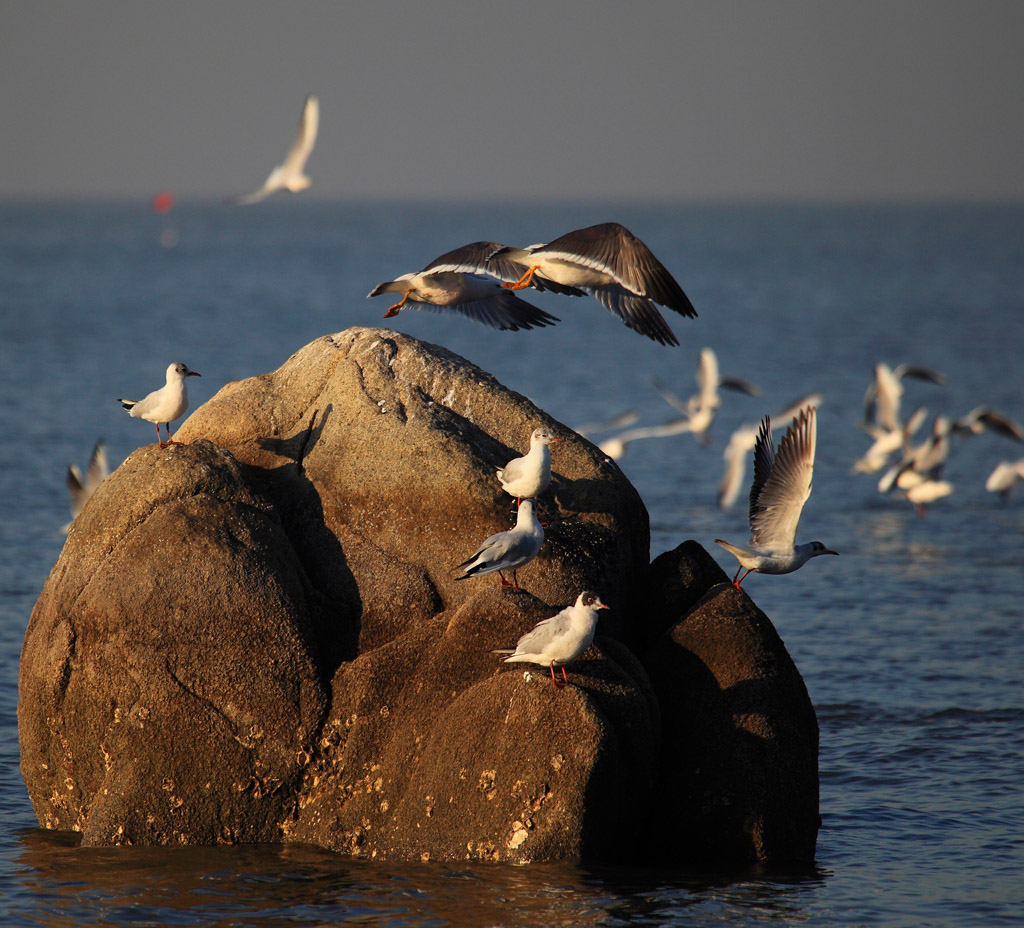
[19,327,818,864]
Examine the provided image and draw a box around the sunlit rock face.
[19,328,817,863]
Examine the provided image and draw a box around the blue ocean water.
[1,200,1022,926]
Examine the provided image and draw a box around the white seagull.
[64,439,110,532]
[454,498,544,591]
[229,94,319,205]
[489,222,697,346]
[715,406,837,589]
[368,242,560,332]
[118,362,200,447]
[877,414,954,515]
[986,458,1024,500]
[855,361,946,473]
[497,427,562,503]
[650,347,759,446]
[493,590,609,689]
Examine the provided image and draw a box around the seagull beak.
[188,371,201,377]
[826,549,839,556]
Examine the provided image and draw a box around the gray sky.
[3,1,1023,202]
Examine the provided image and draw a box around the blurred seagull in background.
[877,414,954,515]
[454,498,544,591]
[949,406,1024,441]
[855,361,946,473]
[63,439,109,532]
[716,406,837,588]
[493,590,609,689]
[650,347,759,446]
[118,362,200,447]
[368,241,560,332]
[986,458,1024,500]
[228,94,319,205]
[489,222,697,346]
[497,426,562,504]
[718,393,823,509]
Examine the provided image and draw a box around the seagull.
[64,439,109,532]
[855,362,945,474]
[650,347,759,446]
[717,393,823,509]
[368,242,560,332]
[853,405,929,474]
[489,222,697,346]
[454,498,544,591]
[715,406,837,589]
[950,406,1024,441]
[493,591,609,689]
[878,414,955,515]
[497,427,562,504]
[228,94,319,205]
[862,362,946,434]
[986,458,1024,500]
[118,362,200,447]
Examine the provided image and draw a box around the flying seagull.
[368,241,560,332]
[488,222,697,346]
[716,406,837,588]
[64,439,110,532]
[229,94,319,205]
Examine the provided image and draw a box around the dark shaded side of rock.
[642,577,820,864]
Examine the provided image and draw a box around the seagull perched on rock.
[64,439,109,532]
[368,242,560,332]
[454,498,544,591]
[228,94,319,205]
[716,406,837,588]
[497,427,562,504]
[118,362,200,447]
[488,222,697,346]
[493,591,609,689]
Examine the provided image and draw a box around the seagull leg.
[502,266,539,291]
[497,571,514,588]
[383,292,411,318]
[733,567,753,590]
[550,661,567,689]
[155,422,165,447]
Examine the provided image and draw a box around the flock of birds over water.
[61,94,1024,688]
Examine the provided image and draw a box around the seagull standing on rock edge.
[493,591,609,689]
[454,498,544,591]
[716,406,837,589]
[118,362,201,448]
[497,427,562,504]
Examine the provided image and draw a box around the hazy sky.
[3,1,1023,202]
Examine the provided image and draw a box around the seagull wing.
[749,407,817,549]
[402,285,560,332]
[542,223,697,318]
[280,94,319,175]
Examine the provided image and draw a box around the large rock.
[19,327,818,863]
